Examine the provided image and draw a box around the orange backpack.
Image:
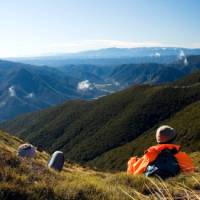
[127,144,195,175]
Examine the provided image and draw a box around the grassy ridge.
[1,130,200,200]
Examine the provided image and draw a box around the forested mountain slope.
[2,70,200,169]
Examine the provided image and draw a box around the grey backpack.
[48,151,64,171]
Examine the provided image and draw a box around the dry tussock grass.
[1,130,200,200]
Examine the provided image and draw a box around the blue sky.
[0,0,200,57]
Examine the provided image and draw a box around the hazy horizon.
[2,46,200,59]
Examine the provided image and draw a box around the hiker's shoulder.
[175,151,191,158]
[175,151,195,172]
[147,144,181,153]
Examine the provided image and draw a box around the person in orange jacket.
[127,125,195,176]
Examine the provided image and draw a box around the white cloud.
[178,50,188,66]
[77,80,93,91]
[154,52,161,57]
[25,93,35,98]
[184,58,188,66]
[178,50,185,59]
[8,86,16,97]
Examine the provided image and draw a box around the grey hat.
[156,125,176,144]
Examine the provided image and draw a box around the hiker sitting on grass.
[127,125,195,179]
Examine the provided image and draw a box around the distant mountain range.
[62,47,200,58]
[1,70,200,171]
[0,60,113,121]
[9,47,200,67]
[1,52,200,121]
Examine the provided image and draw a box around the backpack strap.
[156,144,181,155]
[168,147,179,155]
